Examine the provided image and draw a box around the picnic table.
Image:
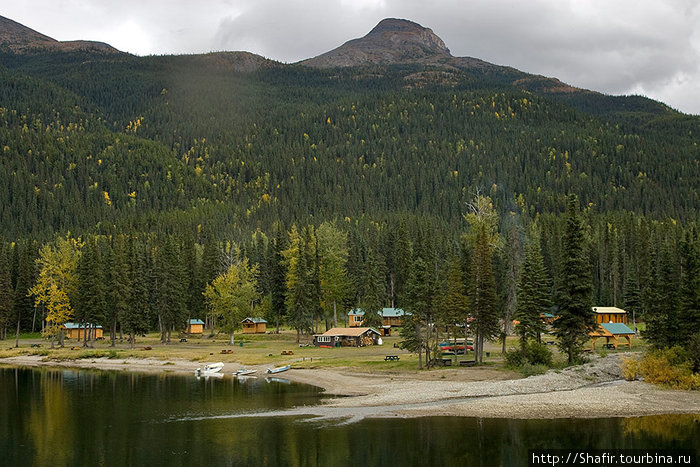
[384,355,400,361]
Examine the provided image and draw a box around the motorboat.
[265,365,290,374]
[195,362,224,376]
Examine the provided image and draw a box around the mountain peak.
[0,15,120,54]
[301,18,450,68]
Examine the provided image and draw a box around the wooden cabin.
[348,308,409,331]
[63,323,103,340]
[186,319,205,334]
[539,312,557,325]
[589,322,635,350]
[593,306,628,324]
[241,317,267,334]
[313,327,381,347]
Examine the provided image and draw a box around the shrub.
[525,340,553,366]
[637,347,699,390]
[505,348,525,367]
[621,356,639,381]
[520,363,549,377]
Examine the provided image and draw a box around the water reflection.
[1,367,698,466]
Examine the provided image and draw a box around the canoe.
[234,368,257,376]
[265,365,290,374]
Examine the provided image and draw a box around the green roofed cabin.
[348,308,410,335]
[589,322,635,350]
[313,327,381,347]
[63,322,103,340]
[186,319,205,334]
[241,317,267,334]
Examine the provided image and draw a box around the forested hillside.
[0,18,698,359]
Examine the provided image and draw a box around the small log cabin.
[186,319,205,334]
[241,317,267,334]
[63,323,103,340]
[313,327,381,347]
[593,306,628,324]
[348,308,410,334]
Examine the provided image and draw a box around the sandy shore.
[2,354,698,420]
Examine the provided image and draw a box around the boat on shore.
[234,368,257,376]
[265,365,290,374]
[195,362,224,376]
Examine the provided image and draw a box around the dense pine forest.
[0,44,698,364]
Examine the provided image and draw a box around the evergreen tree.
[0,243,13,340]
[441,256,468,355]
[401,254,432,369]
[75,236,106,346]
[155,236,186,343]
[317,221,349,328]
[269,225,287,333]
[514,230,551,348]
[108,234,130,346]
[678,228,700,342]
[468,224,500,363]
[553,194,594,364]
[358,243,385,329]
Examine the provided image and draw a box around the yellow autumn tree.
[29,237,81,348]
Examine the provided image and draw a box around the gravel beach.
[2,353,698,420]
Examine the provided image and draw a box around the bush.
[637,347,700,390]
[520,363,549,377]
[505,348,525,367]
[525,340,553,366]
[621,356,639,381]
[505,340,553,369]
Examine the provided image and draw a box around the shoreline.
[2,354,699,420]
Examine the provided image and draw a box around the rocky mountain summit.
[0,15,119,54]
[301,18,453,68]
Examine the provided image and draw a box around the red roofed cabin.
[313,327,381,347]
[241,317,267,334]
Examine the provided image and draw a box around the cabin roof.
[593,306,626,314]
[348,307,409,317]
[600,323,635,335]
[318,327,380,337]
[188,319,205,325]
[64,322,102,329]
[241,317,267,324]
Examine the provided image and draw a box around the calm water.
[1,367,698,466]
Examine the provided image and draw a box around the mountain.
[0,15,697,240]
[0,15,119,54]
[301,18,452,68]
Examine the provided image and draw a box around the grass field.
[0,326,646,373]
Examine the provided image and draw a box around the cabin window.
[317,336,331,343]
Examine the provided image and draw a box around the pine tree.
[468,224,500,363]
[678,228,700,343]
[441,256,468,357]
[269,225,287,333]
[155,236,186,343]
[0,242,13,340]
[317,221,348,328]
[75,236,106,346]
[553,194,594,364]
[108,234,130,346]
[514,230,551,349]
[359,243,385,329]
[401,254,432,369]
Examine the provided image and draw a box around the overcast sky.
[3,0,700,114]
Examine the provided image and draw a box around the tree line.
[1,194,697,365]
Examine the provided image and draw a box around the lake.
[1,367,698,466]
